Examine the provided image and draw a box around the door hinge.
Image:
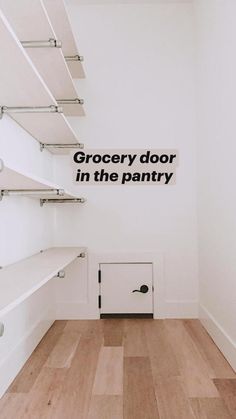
[98,269,101,283]
[98,295,101,309]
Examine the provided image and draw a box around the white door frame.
[87,251,165,319]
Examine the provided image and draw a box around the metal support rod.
[57,98,84,105]
[1,189,64,198]
[21,38,62,48]
[0,323,4,337]
[65,54,84,62]
[55,270,65,279]
[40,143,84,151]
[0,105,62,119]
[0,159,4,173]
[40,198,86,206]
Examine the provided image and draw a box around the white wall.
[0,116,56,396]
[54,2,199,316]
[195,0,236,368]
[0,116,55,266]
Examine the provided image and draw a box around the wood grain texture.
[213,379,236,417]
[1,319,235,419]
[190,398,232,419]
[92,347,123,395]
[8,321,67,393]
[124,357,160,419]
[88,396,123,419]
[145,320,180,380]
[0,394,27,419]
[52,335,102,419]
[64,319,102,338]
[21,368,67,419]
[124,319,148,357]
[45,331,80,368]
[103,319,124,346]
[184,320,236,379]
[164,320,219,398]
[155,377,195,419]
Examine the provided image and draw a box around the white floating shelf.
[0,9,80,151]
[0,247,85,317]
[0,1,85,116]
[43,0,86,79]
[0,162,83,201]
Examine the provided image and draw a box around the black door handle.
[132,285,149,294]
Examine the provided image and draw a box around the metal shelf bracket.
[40,142,84,151]
[21,38,62,48]
[40,197,86,206]
[0,159,4,173]
[55,270,66,279]
[65,54,84,62]
[57,98,84,106]
[0,105,62,120]
[0,189,64,201]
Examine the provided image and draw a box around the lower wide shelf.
[0,247,86,318]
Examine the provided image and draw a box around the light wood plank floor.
[0,319,235,419]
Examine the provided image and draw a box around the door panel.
[100,263,153,315]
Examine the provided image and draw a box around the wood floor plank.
[20,368,67,419]
[88,396,123,419]
[155,377,195,419]
[103,319,124,346]
[45,331,80,368]
[164,320,219,398]
[213,379,236,418]
[0,394,27,419]
[7,321,67,393]
[124,319,148,357]
[52,334,102,419]
[190,398,232,419]
[64,320,102,338]
[145,320,180,380]
[184,320,236,379]
[2,319,233,419]
[124,357,160,419]
[92,347,123,395]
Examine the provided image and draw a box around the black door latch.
[132,285,149,294]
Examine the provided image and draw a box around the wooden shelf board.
[0,163,80,200]
[0,0,85,113]
[0,9,80,150]
[12,112,79,145]
[0,247,85,317]
[0,164,58,191]
[43,0,85,78]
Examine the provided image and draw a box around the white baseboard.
[54,301,99,319]
[0,318,54,398]
[163,300,198,318]
[54,300,198,320]
[199,304,236,372]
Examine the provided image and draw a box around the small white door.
[99,263,153,316]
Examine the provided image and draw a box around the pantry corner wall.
[195,0,236,369]
[53,1,199,319]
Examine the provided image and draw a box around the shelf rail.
[40,198,86,206]
[0,105,62,119]
[65,54,84,62]
[40,143,84,151]
[0,189,64,201]
[21,38,62,48]
[57,98,84,105]
[0,159,4,173]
